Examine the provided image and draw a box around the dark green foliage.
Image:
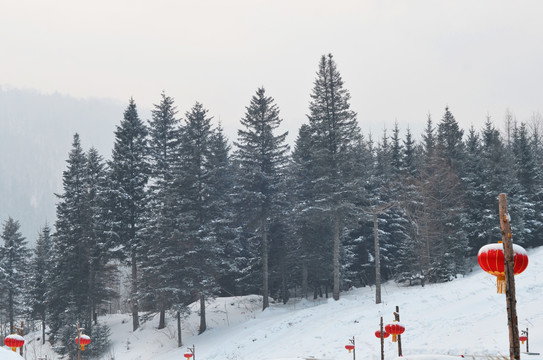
[234,87,289,309]
[0,217,30,333]
[47,134,112,358]
[107,98,149,331]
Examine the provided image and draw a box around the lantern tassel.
[81,344,85,351]
[392,334,397,342]
[11,347,16,352]
[497,275,506,294]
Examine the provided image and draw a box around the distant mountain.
[0,86,126,243]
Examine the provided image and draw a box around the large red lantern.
[75,334,91,351]
[385,322,405,342]
[184,353,193,359]
[375,330,390,339]
[4,334,25,351]
[520,335,528,344]
[345,344,355,353]
[478,242,528,294]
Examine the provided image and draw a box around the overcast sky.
[2,0,543,144]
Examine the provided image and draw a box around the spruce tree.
[234,87,289,310]
[0,217,29,333]
[306,54,361,300]
[29,223,52,344]
[108,98,149,331]
[48,133,92,355]
[140,92,181,329]
[86,147,116,324]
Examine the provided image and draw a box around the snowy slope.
[0,347,24,359]
[19,246,543,360]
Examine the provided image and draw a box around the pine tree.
[511,122,539,246]
[290,124,330,297]
[108,98,149,331]
[29,223,53,344]
[140,92,181,329]
[420,107,468,281]
[306,53,361,300]
[86,147,117,325]
[207,124,241,296]
[48,133,92,355]
[234,87,289,310]
[0,217,29,333]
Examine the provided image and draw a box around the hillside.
[0,87,125,241]
[20,246,543,360]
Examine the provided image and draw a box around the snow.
[0,347,23,359]
[19,247,543,360]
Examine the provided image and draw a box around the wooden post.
[380,317,385,360]
[350,336,356,360]
[394,306,402,357]
[499,193,520,360]
[521,328,529,353]
[15,321,24,357]
[187,344,195,360]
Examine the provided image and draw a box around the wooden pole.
[498,193,520,360]
[521,328,529,353]
[352,336,356,360]
[15,321,24,357]
[394,306,402,357]
[380,317,385,360]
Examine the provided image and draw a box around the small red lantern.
[345,344,355,353]
[375,330,390,339]
[520,335,528,344]
[184,353,193,359]
[385,322,405,342]
[478,242,529,294]
[75,334,91,351]
[4,334,25,351]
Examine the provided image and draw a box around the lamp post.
[184,345,195,360]
[345,336,355,360]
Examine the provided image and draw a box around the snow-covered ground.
[14,246,543,360]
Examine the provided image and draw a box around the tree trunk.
[302,260,308,299]
[199,294,206,334]
[9,288,14,334]
[42,318,46,344]
[262,219,270,310]
[158,307,166,329]
[332,213,340,300]
[374,212,381,304]
[131,251,140,331]
[281,260,288,304]
[177,311,182,347]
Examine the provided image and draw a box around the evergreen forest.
[1,54,542,358]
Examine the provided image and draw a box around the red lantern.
[184,353,193,359]
[75,334,91,351]
[345,344,355,353]
[4,334,25,352]
[375,330,390,339]
[520,336,528,344]
[385,322,405,342]
[478,242,529,293]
